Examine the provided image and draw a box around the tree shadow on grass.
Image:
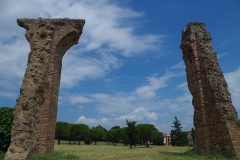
[136,146,154,149]
[158,149,237,160]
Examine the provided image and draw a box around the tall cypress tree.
[171,116,182,146]
[125,119,138,149]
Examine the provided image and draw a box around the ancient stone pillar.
[180,22,240,157]
[4,18,85,160]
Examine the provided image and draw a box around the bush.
[39,31,48,38]
[0,107,14,152]
[226,113,236,121]
[84,137,93,145]
[30,31,34,36]
[0,151,5,160]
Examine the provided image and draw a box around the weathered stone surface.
[4,18,85,160]
[180,22,240,157]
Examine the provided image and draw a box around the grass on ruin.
[0,141,237,160]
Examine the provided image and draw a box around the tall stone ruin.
[4,18,85,160]
[180,22,240,157]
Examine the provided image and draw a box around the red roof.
[162,132,170,136]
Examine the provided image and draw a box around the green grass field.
[0,141,237,160]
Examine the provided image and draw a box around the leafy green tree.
[136,124,158,147]
[125,119,138,149]
[106,128,121,146]
[111,126,120,130]
[0,107,14,152]
[68,124,89,145]
[95,125,107,132]
[170,130,176,146]
[83,136,93,145]
[55,121,70,145]
[118,127,128,146]
[153,131,163,146]
[178,131,188,146]
[192,128,195,144]
[89,127,105,145]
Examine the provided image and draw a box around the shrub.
[30,31,34,36]
[39,31,48,38]
[226,113,236,121]
[0,107,14,152]
[39,54,45,61]
[84,137,93,145]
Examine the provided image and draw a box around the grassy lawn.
[0,140,236,160]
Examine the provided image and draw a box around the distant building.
[162,132,171,146]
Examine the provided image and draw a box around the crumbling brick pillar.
[4,18,85,160]
[180,22,240,157]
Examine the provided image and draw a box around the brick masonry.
[180,22,240,157]
[4,18,85,160]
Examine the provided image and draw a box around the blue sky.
[0,0,239,134]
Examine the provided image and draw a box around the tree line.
[55,119,164,149]
[0,106,194,152]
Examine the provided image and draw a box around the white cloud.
[61,65,192,117]
[135,72,183,99]
[61,52,121,88]
[176,82,188,90]
[135,76,168,99]
[217,37,239,48]
[0,0,163,94]
[0,0,161,55]
[76,116,111,127]
[90,93,136,114]
[116,107,158,121]
[170,61,185,69]
[159,81,192,113]
[69,94,92,104]
[225,67,240,111]
[217,52,228,58]
[59,62,196,131]
[0,91,18,99]
[75,107,158,129]
[0,40,29,79]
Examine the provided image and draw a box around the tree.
[55,121,70,145]
[178,131,188,146]
[125,119,138,149]
[89,127,105,145]
[118,127,128,146]
[111,126,120,130]
[106,128,121,146]
[95,125,107,132]
[153,131,163,146]
[68,124,89,145]
[0,107,14,151]
[136,124,158,147]
[192,128,195,144]
[170,130,176,146]
[171,116,183,146]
